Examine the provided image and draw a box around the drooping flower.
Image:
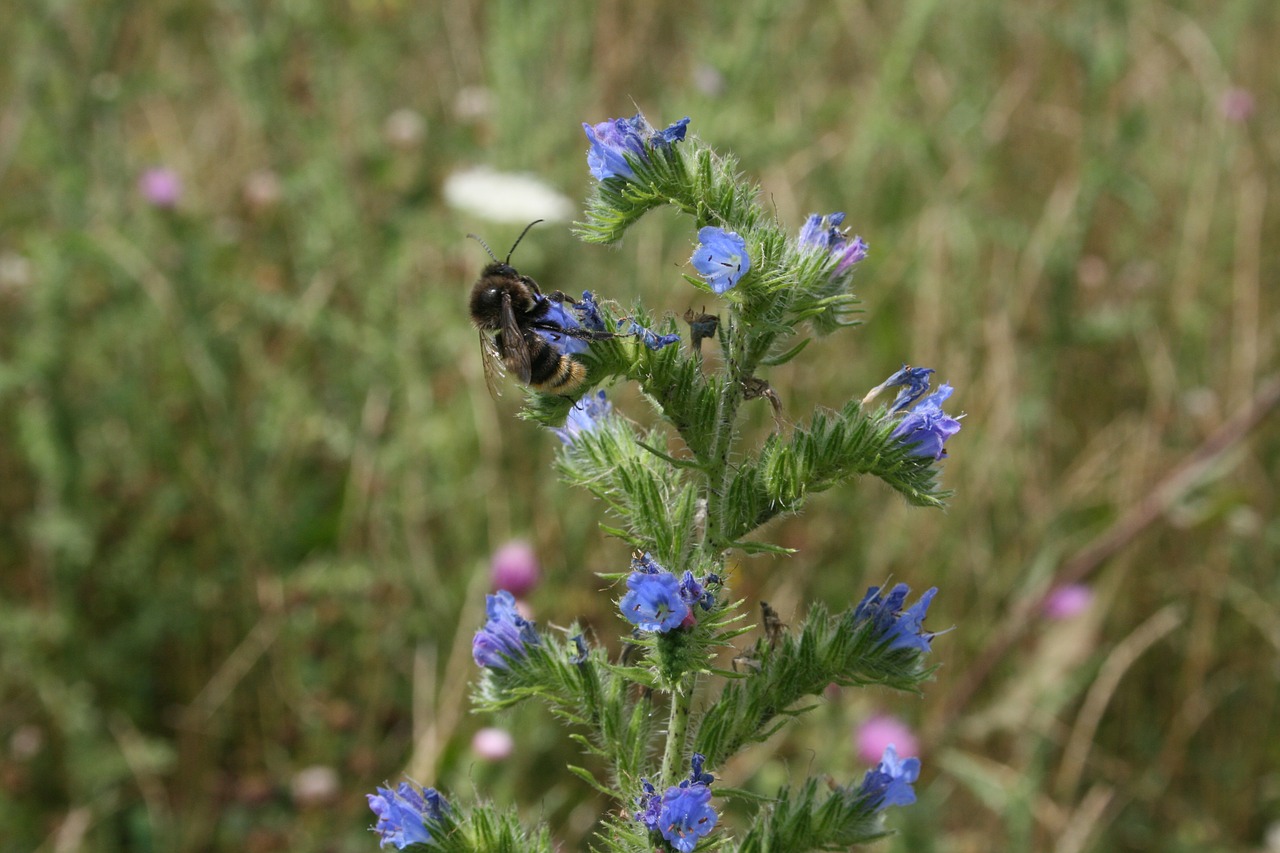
[573,290,607,332]
[1042,583,1094,620]
[138,167,182,208]
[855,714,920,765]
[852,583,940,654]
[691,226,750,294]
[552,390,611,446]
[636,754,719,853]
[798,211,868,276]
[620,570,688,633]
[472,590,540,669]
[625,319,681,350]
[367,781,450,849]
[890,383,962,459]
[862,364,936,412]
[489,540,540,597]
[582,113,690,181]
[856,744,920,812]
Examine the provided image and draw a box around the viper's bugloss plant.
[367,111,965,852]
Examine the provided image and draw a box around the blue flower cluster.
[636,754,719,852]
[472,590,540,669]
[798,211,869,277]
[852,583,939,654]
[625,319,681,350]
[856,744,920,811]
[583,113,690,181]
[367,781,450,849]
[619,553,717,633]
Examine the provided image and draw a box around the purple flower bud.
[138,167,182,208]
[489,540,540,597]
[1042,583,1093,620]
[855,714,919,765]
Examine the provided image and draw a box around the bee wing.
[479,331,505,399]
[499,291,533,384]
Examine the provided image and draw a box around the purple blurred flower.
[1220,87,1255,123]
[1042,583,1093,620]
[489,540,540,597]
[472,590,540,669]
[138,167,182,208]
[853,583,940,654]
[553,390,611,446]
[890,383,962,459]
[855,714,919,765]
[691,226,750,294]
[856,744,920,812]
[367,781,449,849]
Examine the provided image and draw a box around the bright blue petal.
[620,571,688,632]
[691,226,750,294]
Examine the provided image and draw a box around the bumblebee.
[468,221,605,396]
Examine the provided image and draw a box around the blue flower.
[635,754,719,852]
[626,320,681,350]
[651,117,690,148]
[536,298,589,356]
[569,633,589,665]
[691,226,750,294]
[852,583,939,654]
[890,383,961,459]
[798,211,868,277]
[573,290,607,332]
[367,781,449,849]
[679,570,716,612]
[472,590,540,669]
[583,113,690,181]
[862,364,936,412]
[857,744,920,811]
[620,570,688,633]
[553,390,611,446]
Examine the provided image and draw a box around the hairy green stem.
[661,673,696,782]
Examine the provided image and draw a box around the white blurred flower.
[290,764,340,808]
[383,108,427,150]
[443,166,575,223]
[471,727,515,761]
[453,86,493,122]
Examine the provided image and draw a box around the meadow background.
[2,0,1277,851]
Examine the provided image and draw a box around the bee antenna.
[504,219,544,263]
[466,232,500,263]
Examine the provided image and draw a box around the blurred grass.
[1,0,1277,851]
